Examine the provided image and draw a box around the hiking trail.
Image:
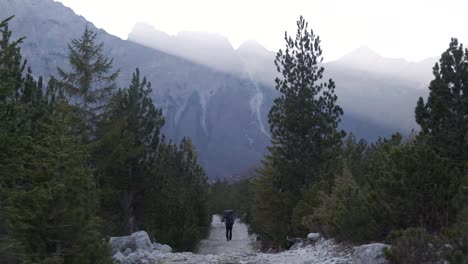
[157,215,352,263]
[197,215,258,255]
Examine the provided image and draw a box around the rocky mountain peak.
[337,45,386,64]
[237,39,271,56]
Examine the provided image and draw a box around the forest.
[0,13,467,264]
[0,16,209,263]
[210,16,467,264]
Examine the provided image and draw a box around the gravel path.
[197,215,258,255]
[115,215,352,263]
[155,215,352,263]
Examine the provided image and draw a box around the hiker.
[222,210,235,241]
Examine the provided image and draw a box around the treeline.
[0,16,209,263]
[245,16,467,263]
[207,179,251,222]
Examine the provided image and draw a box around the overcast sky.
[54,0,468,62]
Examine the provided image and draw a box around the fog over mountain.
[129,22,433,135]
[129,22,436,89]
[0,0,434,178]
[336,45,435,88]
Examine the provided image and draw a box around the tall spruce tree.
[57,24,119,130]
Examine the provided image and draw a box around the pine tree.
[250,16,345,247]
[0,16,31,262]
[268,16,345,192]
[415,38,467,225]
[96,69,164,235]
[341,134,368,185]
[43,96,111,263]
[0,16,25,101]
[142,139,209,251]
[57,24,119,129]
[249,156,294,248]
[415,38,467,167]
[1,17,111,263]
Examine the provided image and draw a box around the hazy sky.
[54,0,468,61]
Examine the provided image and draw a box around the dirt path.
[197,215,258,255]
[154,215,351,263]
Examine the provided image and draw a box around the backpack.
[224,210,234,225]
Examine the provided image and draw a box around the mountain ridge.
[128,22,436,89]
[127,23,430,133]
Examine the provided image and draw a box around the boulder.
[112,251,127,263]
[125,251,141,264]
[352,243,390,264]
[110,236,136,255]
[161,244,172,253]
[123,248,132,256]
[152,242,162,250]
[109,231,153,255]
[132,231,153,252]
[307,233,321,242]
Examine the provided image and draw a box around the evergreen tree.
[0,17,111,263]
[250,16,344,247]
[57,24,119,129]
[249,157,293,248]
[0,16,25,100]
[96,69,164,235]
[269,16,345,191]
[95,68,210,250]
[0,16,32,262]
[415,38,467,225]
[341,134,368,185]
[19,87,110,263]
[142,139,209,251]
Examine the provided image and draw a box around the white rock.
[352,243,390,264]
[110,236,136,255]
[109,231,153,255]
[123,248,132,256]
[112,251,126,263]
[307,232,321,242]
[152,242,162,250]
[131,231,153,252]
[161,244,173,253]
[126,252,141,264]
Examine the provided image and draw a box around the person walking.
[222,210,235,241]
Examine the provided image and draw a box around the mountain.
[128,24,433,134]
[335,45,435,88]
[236,40,278,86]
[0,0,431,178]
[128,23,244,74]
[0,0,273,178]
